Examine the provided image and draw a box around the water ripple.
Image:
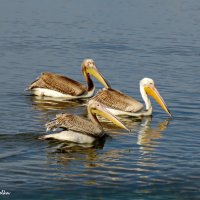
[0,0,200,199]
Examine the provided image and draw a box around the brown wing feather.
[28,72,87,96]
[93,88,144,113]
[45,113,103,138]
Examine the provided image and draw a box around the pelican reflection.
[27,95,86,111]
[137,117,171,152]
[45,138,106,166]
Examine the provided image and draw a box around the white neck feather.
[140,84,152,110]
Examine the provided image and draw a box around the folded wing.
[28,72,87,96]
[93,88,144,113]
[45,113,103,137]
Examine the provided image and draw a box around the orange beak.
[92,103,130,132]
[86,66,110,89]
[145,85,172,116]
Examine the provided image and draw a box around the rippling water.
[0,0,200,199]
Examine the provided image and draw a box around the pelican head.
[82,59,110,88]
[140,78,172,116]
[87,99,130,132]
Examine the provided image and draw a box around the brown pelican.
[92,78,171,117]
[27,59,110,99]
[39,100,130,143]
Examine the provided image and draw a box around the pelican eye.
[87,62,93,66]
[148,82,154,86]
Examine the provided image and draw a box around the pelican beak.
[145,85,172,116]
[92,105,130,132]
[86,66,110,88]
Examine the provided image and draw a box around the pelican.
[92,78,172,117]
[27,59,110,99]
[39,100,129,143]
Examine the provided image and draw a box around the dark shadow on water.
[43,136,107,167]
[45,135,106,152]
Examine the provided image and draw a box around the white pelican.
[92,78,171,117]
[39,100,130,143]
[27,59,110,99]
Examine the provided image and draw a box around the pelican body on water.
[93,78,171,117]
[27,59,110,99]
[40,100,129,144]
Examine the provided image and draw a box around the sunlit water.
[0,0,200,199]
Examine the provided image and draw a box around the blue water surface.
[0,0,200,199]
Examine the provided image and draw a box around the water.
[0,0,200,199]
